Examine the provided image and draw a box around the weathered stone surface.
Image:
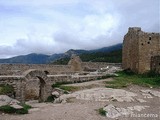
[58,88,137,102]
[122,27,160,74]
[52,88,66,95]
[29,108,40,113]
[103,104,149,118]
[127,105,149,112]
[141,90,160,97]
[52,91,60,98]
[142,93,153,98]
[0,62,121,103]
[111,96,135,102]
[54,98,62,103]
[10,104,23,109]
[136,98,147,103]
[25,79,40,100]
[68,55,83,71]
[104,104,122,118]
[9,99,20,105]
[0,95,20,107]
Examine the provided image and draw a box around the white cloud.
[0,0,159,58]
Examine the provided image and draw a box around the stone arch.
[24,69,52,102]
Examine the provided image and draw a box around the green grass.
[0,104,32,114]
[0,84,14,95]
[21,104,32,110]
[98,108,106,116]
[52,82,79,92]
[59,86,79,92]
[106,71,160,88]
[0,105,16,114]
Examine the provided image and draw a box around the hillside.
[0,43,122,64]
[52,49,122,65]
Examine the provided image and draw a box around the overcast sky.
[0,0,159,58]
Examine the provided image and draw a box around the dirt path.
[0,78,160,120]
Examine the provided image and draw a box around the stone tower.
[122,27,160,74]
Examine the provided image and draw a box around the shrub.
[0,104,32,114]
[16,108,28,114]
[0,105,16,113]
[98,108,106,116]
[46,95,56,102]
[21,104,32,110]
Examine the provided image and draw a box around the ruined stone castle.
[0,56,121,102]
[122,27,160,74]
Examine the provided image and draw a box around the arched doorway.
[24,69,52,102]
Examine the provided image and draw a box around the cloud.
[0,0,159,58]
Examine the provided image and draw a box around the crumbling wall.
[122,27,160,74]
[68,55,83,71]
[138,32,160,73]
[82,62,121,70]
[0,64,72,75]
[151,56,160,74]
[122,27,140,73]
[0,76,26,102]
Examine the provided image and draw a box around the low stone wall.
[0,62,122,75]
[48,74,103,84]
[0,64,72,75]
[0,76,25,102]
[0,73,103,102]
[82,62,122,69]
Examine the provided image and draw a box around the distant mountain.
[52,43,123,64]
[0,43,122,64]
[90,43,122,53]
[64,49,88,56]
[64,43,122,54]
[53,49,122,65]
[0,53,50,64]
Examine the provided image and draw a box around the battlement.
[128,27,141,32]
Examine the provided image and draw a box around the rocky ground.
[0,78,160,120]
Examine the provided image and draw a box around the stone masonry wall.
[122,27,140,73]
[0,73,103,102]
[0,64,72,75]
[0,62,121,75]
[138,32,160,73]
[82,62,121,70]
[0,76,26,102]
[151,56,160,74]
[123,27,160,74]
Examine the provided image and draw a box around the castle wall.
[138,32,160,73]
[122,27,140,73]
[122,27,160,74]
[151,56,160,74]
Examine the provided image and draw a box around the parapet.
[128,27,141,32]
